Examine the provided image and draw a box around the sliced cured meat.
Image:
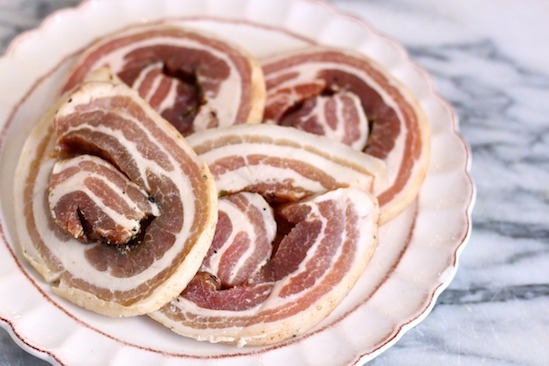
[151,187,379,346]
[151,124,384,345]
[262,47,431,223]
[14,69,218,316]
[62,25,265,135]
[186,123,387,201]
[48,154,160,245]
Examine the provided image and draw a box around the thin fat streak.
[49,170,145,230]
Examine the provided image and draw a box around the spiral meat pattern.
[62,25,265,136]
[262,47,430,223]
[150,125,382,346]
[14,69,218,316]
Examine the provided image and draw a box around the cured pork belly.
[262,47,430,223]
[14,69,218,316]
[187,123,387,199]
[62,25,265,135]
[150,124,382,346]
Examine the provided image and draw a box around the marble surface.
[0,0,548,365]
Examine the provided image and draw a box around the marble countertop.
[0,0,547,365]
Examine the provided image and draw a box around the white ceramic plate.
[0,0,474,365]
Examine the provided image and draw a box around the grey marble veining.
[0,0,80,50]
[1,0,548,365]
[337,1,549,365]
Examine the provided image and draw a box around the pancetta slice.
[62,25,265,135]
[14,69,218,316]
[262,47,431,223]
[151,187,379,346]
[150,124,383,345]
[186,123,387,200]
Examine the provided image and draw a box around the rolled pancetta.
[14,69,218,317]
[150,124,382,346]
[262,47,430,223]
[62,25,266,135]
[186,123,387,199]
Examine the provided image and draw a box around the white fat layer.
[267,61,409,187]
[85,37,243,129]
